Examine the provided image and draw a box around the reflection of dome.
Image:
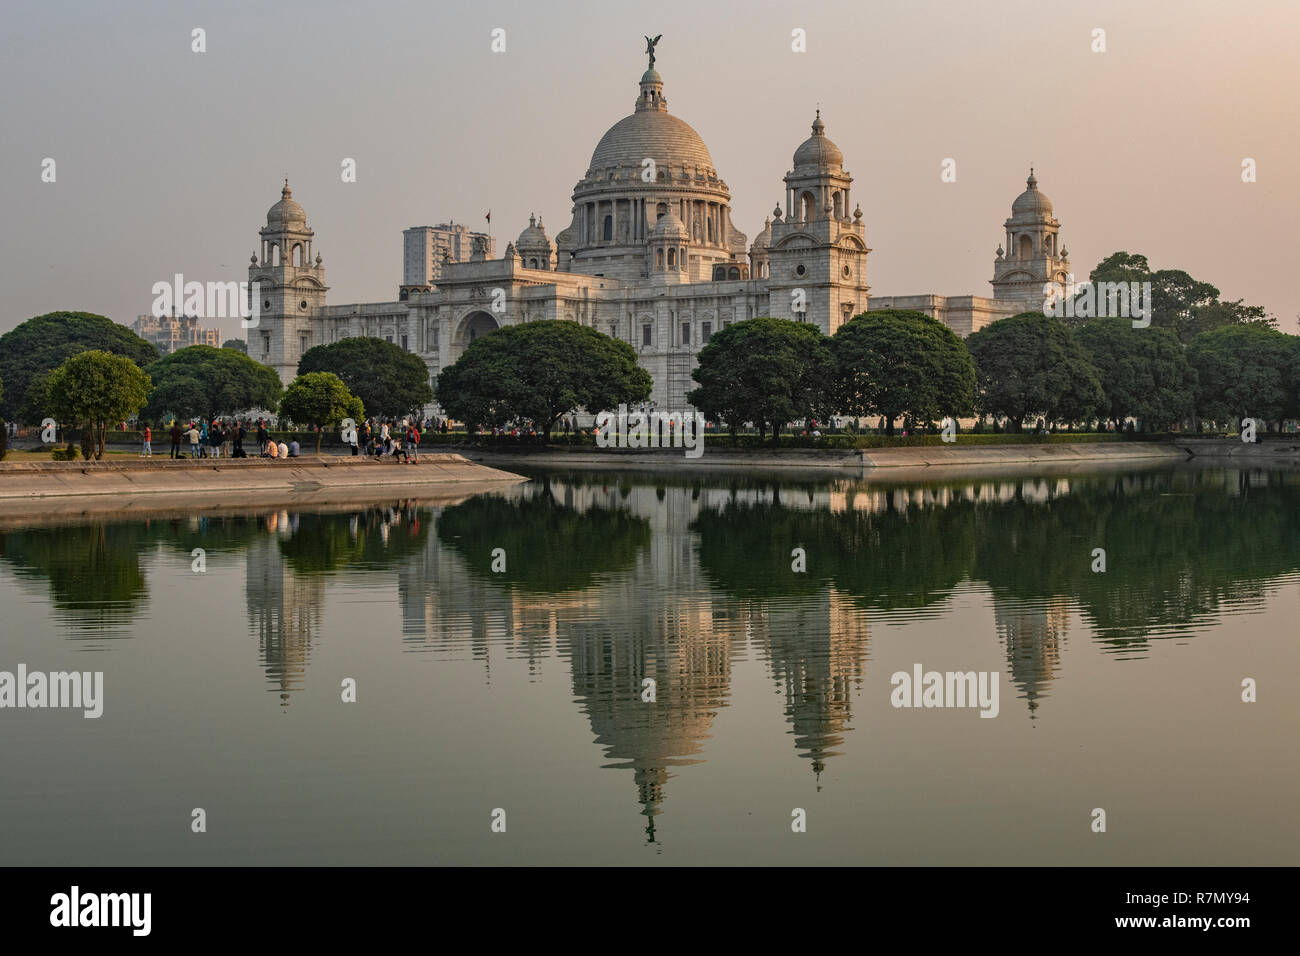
[792,111,843,169]
[266,180,306,228]
[589,111,714,171]
[1011,169,1053,217]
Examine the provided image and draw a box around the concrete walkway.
[0,454,526,501]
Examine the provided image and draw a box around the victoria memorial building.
[245,43,1071,411]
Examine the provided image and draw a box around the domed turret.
[516,213,555,270]
[1011,168,1054,217]
[266,180,307,229]
[992,168,1068,305]
[792,110,844,170]
[651,208,688,240]
[649,207,688,282]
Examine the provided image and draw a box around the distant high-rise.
[402,224,494,287]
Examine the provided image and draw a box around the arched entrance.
[456,311,500,346]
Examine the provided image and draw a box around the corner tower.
[766,112,870,334]
[248,180,328,383]
[990,169,1069,307]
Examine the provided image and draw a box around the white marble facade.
[247,51,1068,412]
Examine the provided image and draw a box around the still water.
[1,464,1297,865]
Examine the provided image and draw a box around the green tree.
[1186,324,1298,431]
[222,338,248,354]
[298,336,433,419]
[1088,251,1274,343]
[45,351,152,459]
[687,317,832,441]
[17,371,51,428]
[436,321,651,440]
[141,344,282,421]
[832,309,974,435]
[965,313,1103,431]
[1075,317,1196,431]
[278,372,364,452]
[0,311,158,422]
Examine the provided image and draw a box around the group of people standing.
[136,415,441,463]
[353,419,422,463]
[141,418,274,460]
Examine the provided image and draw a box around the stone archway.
[456,310,500,347]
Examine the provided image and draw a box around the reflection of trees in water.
[691,469,1300,715]
[970,470,1300,653]
[251,504,431,705]
[694,469,1300,641]
[0,524,149,632]
[691,497,975,612]
[436,489,650,593]
[277,505,430,576]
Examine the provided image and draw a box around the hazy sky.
[2,0,1296,339]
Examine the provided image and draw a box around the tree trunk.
[884,416,895,437]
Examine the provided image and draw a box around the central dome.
[589,110,714,172]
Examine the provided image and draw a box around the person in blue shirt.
[288,439,300,458]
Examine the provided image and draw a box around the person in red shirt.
[141,423,152,457]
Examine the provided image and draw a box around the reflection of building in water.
[563,581,736,844]
[747,590,870,784]
[244,529,324,706]
[828,477,1073,514]
[992,596,1068,718]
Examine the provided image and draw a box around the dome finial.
[812,109,824,135]
[1027,167,1037,189]
[644,34,662,71]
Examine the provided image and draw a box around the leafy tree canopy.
[1075,318,1196,430]
[1185,324,1299,427]
[140,344,282,421]
[687,317,833,440]
[0,311,158,421]
[222,338,248,354]
[1088,251,1274,344]
[965,313,1104,431]
[832,309,974,435]
[278,371,364,452]
[46,350,152,459]
[298,336,433,419]
[437,320,651,440]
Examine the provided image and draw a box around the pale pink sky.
[2,0,1295,337]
